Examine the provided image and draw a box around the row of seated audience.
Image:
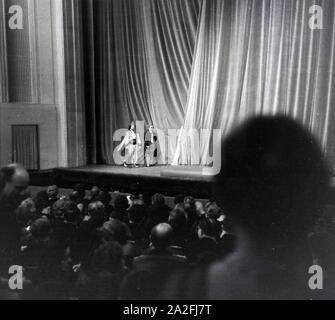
[1,116,335,299]
[0,168,235,299]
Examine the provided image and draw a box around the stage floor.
[59,165,213,180]
[78,165,167,178]
[30,165,335,202]
[35,165,215,198]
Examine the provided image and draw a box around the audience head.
[69,190,81,204]
[46,185,59,199]
[73,183,86,199]
[197,218,222,241]
[90,186,101,201]
[150,223,174,250]
[174,194,185,205]
[99,190,112,207]
[184,196,197,225]
[114,195,129,211]
[152,193,165,206]
[90,242,125,274]
[30,218,51,241]
[88,201,106,223]
[98,219,131,245]
[16,198,37,226]
[168,208,187,233]
[51,199,78,221]
[206,202,224,220]
[216,116,330,240]
[184,196,196,211]
[34,190,50,214]
[128,204,146,224]
[64,201,79,223]
[0,164,30,203]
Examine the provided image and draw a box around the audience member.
[0,116,333,300]
[186,218,222,265]
[98,190,114,218]
[207,116,331,299]
[111,195,129,223]
[88,186,101,203]
[145,194,171,233]
[75,242,125,300]
[0,164,30,276]
[122,223,187,300]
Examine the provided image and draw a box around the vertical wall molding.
[27,0,39,103]
[0,0,8,102]
[1,0,87,167]
[62,0,86,167]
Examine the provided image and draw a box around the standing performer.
[118,121,141,168]
[144,125,157,167]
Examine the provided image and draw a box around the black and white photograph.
[0,0,335,303]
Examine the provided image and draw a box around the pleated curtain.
[90,0,335,170]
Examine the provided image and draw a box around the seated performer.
[144,125,157,167]
[118,121,141,168]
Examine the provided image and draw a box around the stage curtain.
[89,0,200,164]
[178,0,335,167]
[89,0,335,170]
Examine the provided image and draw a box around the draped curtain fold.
[88,0,335,170]
[90,0,200,163]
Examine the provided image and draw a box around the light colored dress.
[145,131,156,166]
[119,130,141,165]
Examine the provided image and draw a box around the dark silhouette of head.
[73,183,86,199]
[98,219,131,245]
[206,202,224,220]
[152,193,165,206]
[215,116,329,240]
[150,223,174,250]
[174,194,185,205]
[34,190,49,213]
[169,208,187,233]
[114,195,129,211]
[69,190,81,203]
[91,242,125,274]
[88,201,106,226]
[30,218,51,241]
[197,218,222,240]
[128,204,146,224]
[99,190,112,207]
[184,196,197,225]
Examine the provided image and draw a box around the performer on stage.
[118,121,141,168]
[144,125,157,167]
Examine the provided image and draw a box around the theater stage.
[30,165,215,199]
